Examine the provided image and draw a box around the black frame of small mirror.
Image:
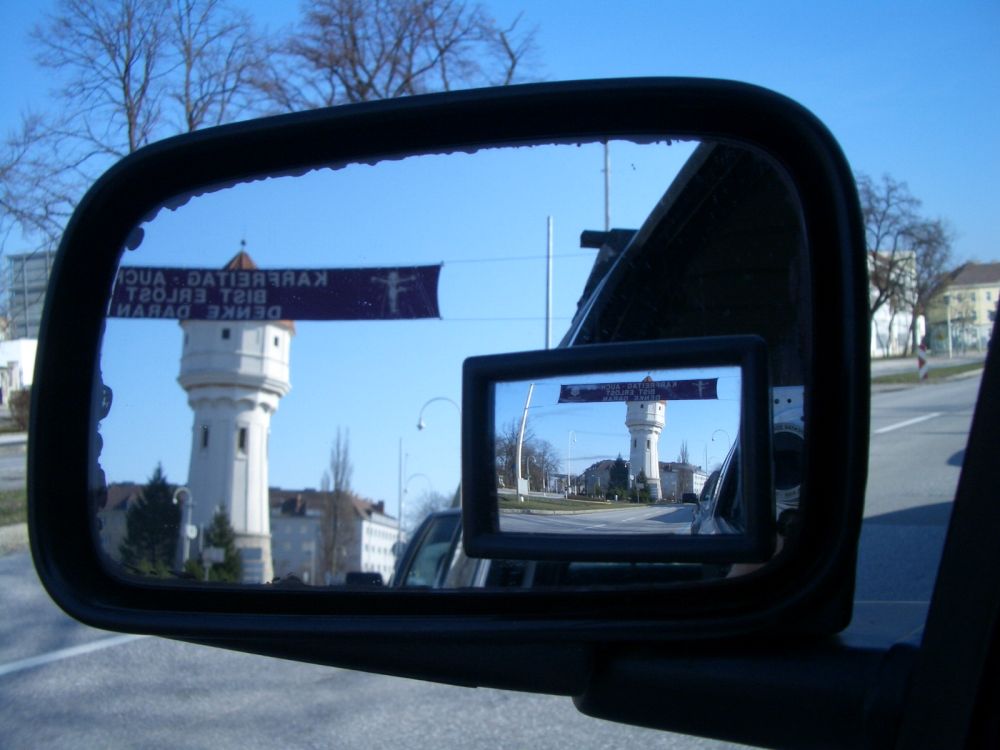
[463,337,773,563]
[30,78,868,640]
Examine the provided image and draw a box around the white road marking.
[874,412,943,435]
[0,634,145,678]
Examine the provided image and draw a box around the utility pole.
[946,295,953,359]
[515,384,535,499]
[603,142,611,231]
[546,216,553,349]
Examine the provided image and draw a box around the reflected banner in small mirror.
[92,136,801,589]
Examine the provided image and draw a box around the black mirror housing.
[462,336,774,563]
[29,78,869,685]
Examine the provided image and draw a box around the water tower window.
[238,427,248,454]
[200,425,209,449]
[222,328,230,340]
[274,336,279,347]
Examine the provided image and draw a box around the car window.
[400,512,461,588]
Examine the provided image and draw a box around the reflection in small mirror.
[92,137,805,590]
[494,369,740,536]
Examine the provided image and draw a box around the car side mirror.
[462,336,774,563]
[29,79,869,701]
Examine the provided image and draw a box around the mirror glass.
[93,136,806,589]
[494,368,740,534]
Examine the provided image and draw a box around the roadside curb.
[0,432,28,447]
[945,367,985,381]
[871,367,984,392]
[0,522,28,556]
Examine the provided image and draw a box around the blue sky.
[495,367,741,479]
[2,1,998,515]
[96,140,696,509]
[4,1,997,257]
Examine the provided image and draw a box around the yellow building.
[926,263,1000,354]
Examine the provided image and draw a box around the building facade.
[659,462,709,501]
[0,338,37,404]
[270,490,399,584]
[6,251,56,340]
[926,262,1000,354]
[869,251,921,358]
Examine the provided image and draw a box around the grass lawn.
[872,361,984,385]
[0,488,27,526]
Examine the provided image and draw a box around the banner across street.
[558,379,719,403]
[108,264,442,321]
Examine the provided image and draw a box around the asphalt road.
[0,551,742,750]
[0,441,26,491]
[0,374,980,749]
[855,374,978,603]
[500,503,695,534]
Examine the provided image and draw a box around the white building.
[6,251,56,340]
[0,338,37,405]
[270,490,399,584]
[625,378,666,500]
[870,250,923,358]
[659,462,709,501]
[178,251,294,583]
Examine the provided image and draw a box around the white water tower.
[178,250,293,583]
[625,376,665,500]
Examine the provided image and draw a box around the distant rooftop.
[224,249,257,271]
[220,246,295,333]
[949,262,1000,286]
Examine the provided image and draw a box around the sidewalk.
[870,353,986,379]
[0,522,28,555]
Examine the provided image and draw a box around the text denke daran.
[111,268,330,321]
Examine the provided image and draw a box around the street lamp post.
[712,429,731,450]
[416,396,460,431]
[401,472,433,534]
[414,396,462,512]
[566,430,576,496]
[396,438,405,550]
[945,294,953,359]
[172,486,195,572]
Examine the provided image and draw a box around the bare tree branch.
[905,217,954,350]
[258,0,540,112]
[858,172,957,354]
[320,427,353,581]
[169,0,266,131]
[858,173,922,320]
[0,114,84,253]
[33,0,169,157]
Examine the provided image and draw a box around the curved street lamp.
[566,430,577,496]
[712,429,731,449]
[416,396,460,430]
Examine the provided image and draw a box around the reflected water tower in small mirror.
[177,249,294,583]
[625,376,665,500]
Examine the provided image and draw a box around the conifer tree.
[185,510,243,582]
[119,463,179,576]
